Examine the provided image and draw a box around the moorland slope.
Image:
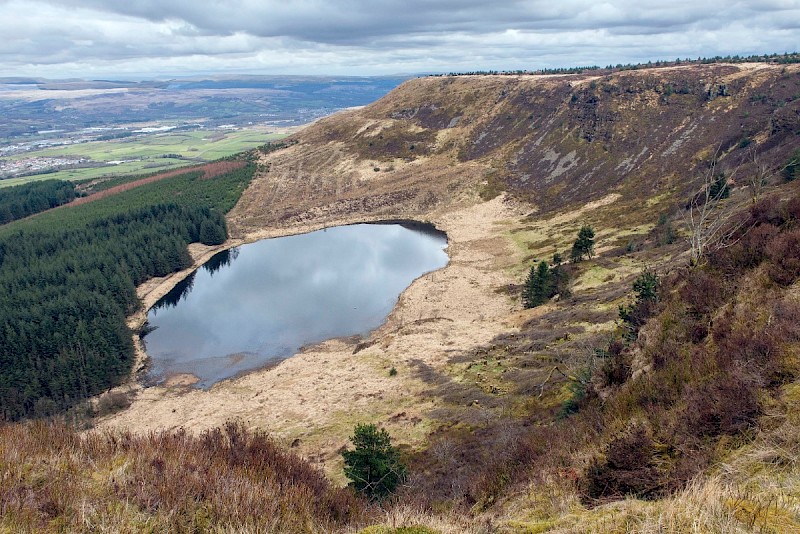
[14,62,800,532]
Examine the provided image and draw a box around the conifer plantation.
[0,179,77,224]
[0,163,255,420]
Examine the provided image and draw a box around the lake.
[142,222,448,388]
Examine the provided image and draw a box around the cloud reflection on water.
[144,223,448,388]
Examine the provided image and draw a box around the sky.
[1,0,799,79]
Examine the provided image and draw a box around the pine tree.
[783,149,800,181]
[708,173,730,200]
[571,224,595,262]
[524,260,571,308]
[199,217,227,245]
[342,423,406,500]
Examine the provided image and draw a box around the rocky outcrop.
[230,63,799,236]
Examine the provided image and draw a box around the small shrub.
[95,390,133,416]
[783,149,800,181]
[713,223,779,271]
[653,212,676,246]
[601,340,632,387]
[766,229,800,285]
[583,424,661,500]
[787,196,800,221]
[389,367,398,377]
[679,269,723,317]
[680,369,761,438]
[558,367,593,418]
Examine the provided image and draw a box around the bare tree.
[747,146,773,203]
[684,149,747,266]
[536,338,606,398]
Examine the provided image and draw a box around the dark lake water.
[143,223,448,388]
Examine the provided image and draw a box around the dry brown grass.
[0,421,364,533]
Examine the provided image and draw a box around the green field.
[1,128,286,187]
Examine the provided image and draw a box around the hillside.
[9,62,800,532]
[228,62,798,232]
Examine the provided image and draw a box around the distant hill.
[0,75,410,139]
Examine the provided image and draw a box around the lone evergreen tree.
[571,224,595,262]
[523,259,571,308]
[523,261,552,308]
[619,268,660,335]
[708,173,730,200]
[783,149,800,181]
[342,423,406,500]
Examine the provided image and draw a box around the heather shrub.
[679,269,723,317]
[94,390,133,416]
[584,424,662,500]
[787,195,800,220]
[679,368,761,438]
[0,421,364,533]
[749,197,785,226]
[600,340,632,387]
[766,228,800,285]
[711,223,779,272]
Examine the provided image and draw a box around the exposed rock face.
[230,63,799,235]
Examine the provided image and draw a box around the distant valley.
[0,75,408,184]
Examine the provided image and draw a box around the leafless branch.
[747,146,773,203]
[683,146,748,266]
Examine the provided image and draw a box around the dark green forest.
[0,179,77,224]
[0,164,255,420]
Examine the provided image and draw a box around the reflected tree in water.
[203,247,240,276]
[152,271,197,312]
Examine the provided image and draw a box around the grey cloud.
[1,0,798,77]
[39,0,797,44]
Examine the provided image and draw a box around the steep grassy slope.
[0,421,363,533]
[230,63,799,235]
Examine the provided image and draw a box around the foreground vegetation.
[0,163,255,420]
[0,421,363,533]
